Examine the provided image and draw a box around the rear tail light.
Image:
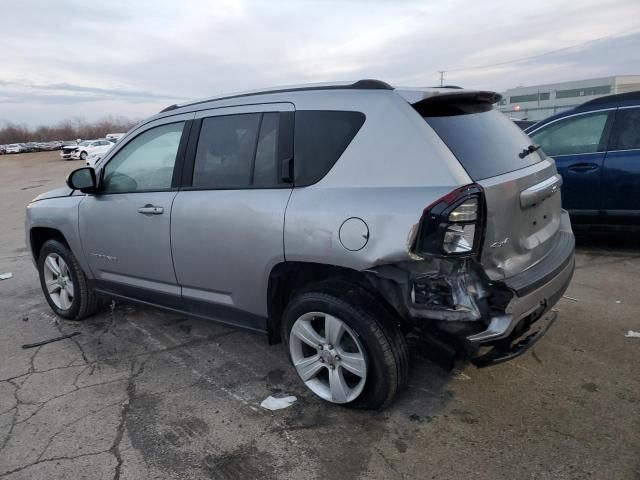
[413,184,485,257]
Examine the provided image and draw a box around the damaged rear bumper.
[468,238,574,344]
[366,230,575,366]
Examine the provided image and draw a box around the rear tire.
[282,288,409,410]
[38,239,102,321]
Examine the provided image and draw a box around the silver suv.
[26,80,575,409]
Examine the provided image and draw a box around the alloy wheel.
[289,312,367,403]
[43,253,74,310]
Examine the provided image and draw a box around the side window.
[294,110,365,186]
[609,108,640,151]
[192,113,281,189]
[102,122,184,193]
[531,112,609,156]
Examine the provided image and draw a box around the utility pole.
[438,71,445,87]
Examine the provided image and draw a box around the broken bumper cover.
[467,231,575,345]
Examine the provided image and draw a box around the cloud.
[1,0,639,125]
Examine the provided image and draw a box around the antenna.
[438,71,445,87]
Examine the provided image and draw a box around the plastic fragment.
[562,295,578,302]
[260,395,297,410]
[624,330,640,338]
[452,369,471,380]
[0,272,13,280]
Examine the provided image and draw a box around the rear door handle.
[568,163,598,172]
[137,204,164,215]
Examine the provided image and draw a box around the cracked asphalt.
[1,151,639,479]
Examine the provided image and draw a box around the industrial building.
[496,75,640,121]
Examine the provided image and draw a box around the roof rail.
[158,79,393,113]
[578,90,640,109]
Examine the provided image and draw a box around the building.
[496,75,640,121]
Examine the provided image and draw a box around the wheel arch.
[266,261,406,344]
[30,227,70,261]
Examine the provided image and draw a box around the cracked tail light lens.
[413,184,485,257]
[443,223,476,253]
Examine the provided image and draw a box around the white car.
[85,142,116,168]
[6,143,25,154]
[70,139,114,161]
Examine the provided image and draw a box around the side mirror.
[66,167,97,193]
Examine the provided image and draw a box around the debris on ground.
[22,317,28,322]
[562,295,578,302]
[615,300,622,304]
[624,330,640,338]
[22,331,81,349]
[452,369,471,380]
[260,395,297,411]
[0,272,13,280]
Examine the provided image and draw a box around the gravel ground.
[0,151,639,480]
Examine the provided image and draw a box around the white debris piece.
[260,395,297,411]
[452,369,471,381]
[0,272,13,280]
[615,300,622,304]
[562,295,578,302]
[624,330,640,338]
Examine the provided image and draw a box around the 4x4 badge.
[490,237,510,249]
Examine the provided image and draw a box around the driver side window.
[102,122,184,193]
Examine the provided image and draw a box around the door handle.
[137,204,164,215]
[568,163,598,172]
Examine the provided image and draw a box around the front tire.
[282,288,409,410]
[80,151,88,160]
[38,239,102,321]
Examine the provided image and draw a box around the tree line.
[0,116,139,144]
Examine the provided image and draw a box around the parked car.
[26,80,574,409]
[0,145,6,154]
[70,139,114,161]
[85,141,117,168]
[106,133,126,141]
[526,91,640,227]
[6,143,25,154]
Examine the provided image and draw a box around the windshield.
[424,107,543,180]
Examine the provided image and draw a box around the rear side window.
[530,111,610,157]
[609,107,640,151]
[424,107,542,180]
[294,111,365,186]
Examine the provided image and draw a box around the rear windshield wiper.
[519,144,542,159]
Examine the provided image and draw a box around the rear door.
[171,103,294,331]
[528,109,614,220]
[601,106,640,221]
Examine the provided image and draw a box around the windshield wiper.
[519,144,542,159]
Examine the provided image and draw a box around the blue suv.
[526,91,640,226]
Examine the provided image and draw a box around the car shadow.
[574,228,640,255]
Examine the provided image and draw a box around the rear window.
[294,110,365,186]
[423,106,541,180]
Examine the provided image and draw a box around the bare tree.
[0,116,139,144]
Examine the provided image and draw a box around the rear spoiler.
[396,88,502,106]
[401,90,502,117]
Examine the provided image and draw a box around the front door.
[171,103,294,331]
[530,109,614,221]
[79,117,191,306]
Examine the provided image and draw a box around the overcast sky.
[1,0,639,126]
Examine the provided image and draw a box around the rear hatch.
[415,92,565,281]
